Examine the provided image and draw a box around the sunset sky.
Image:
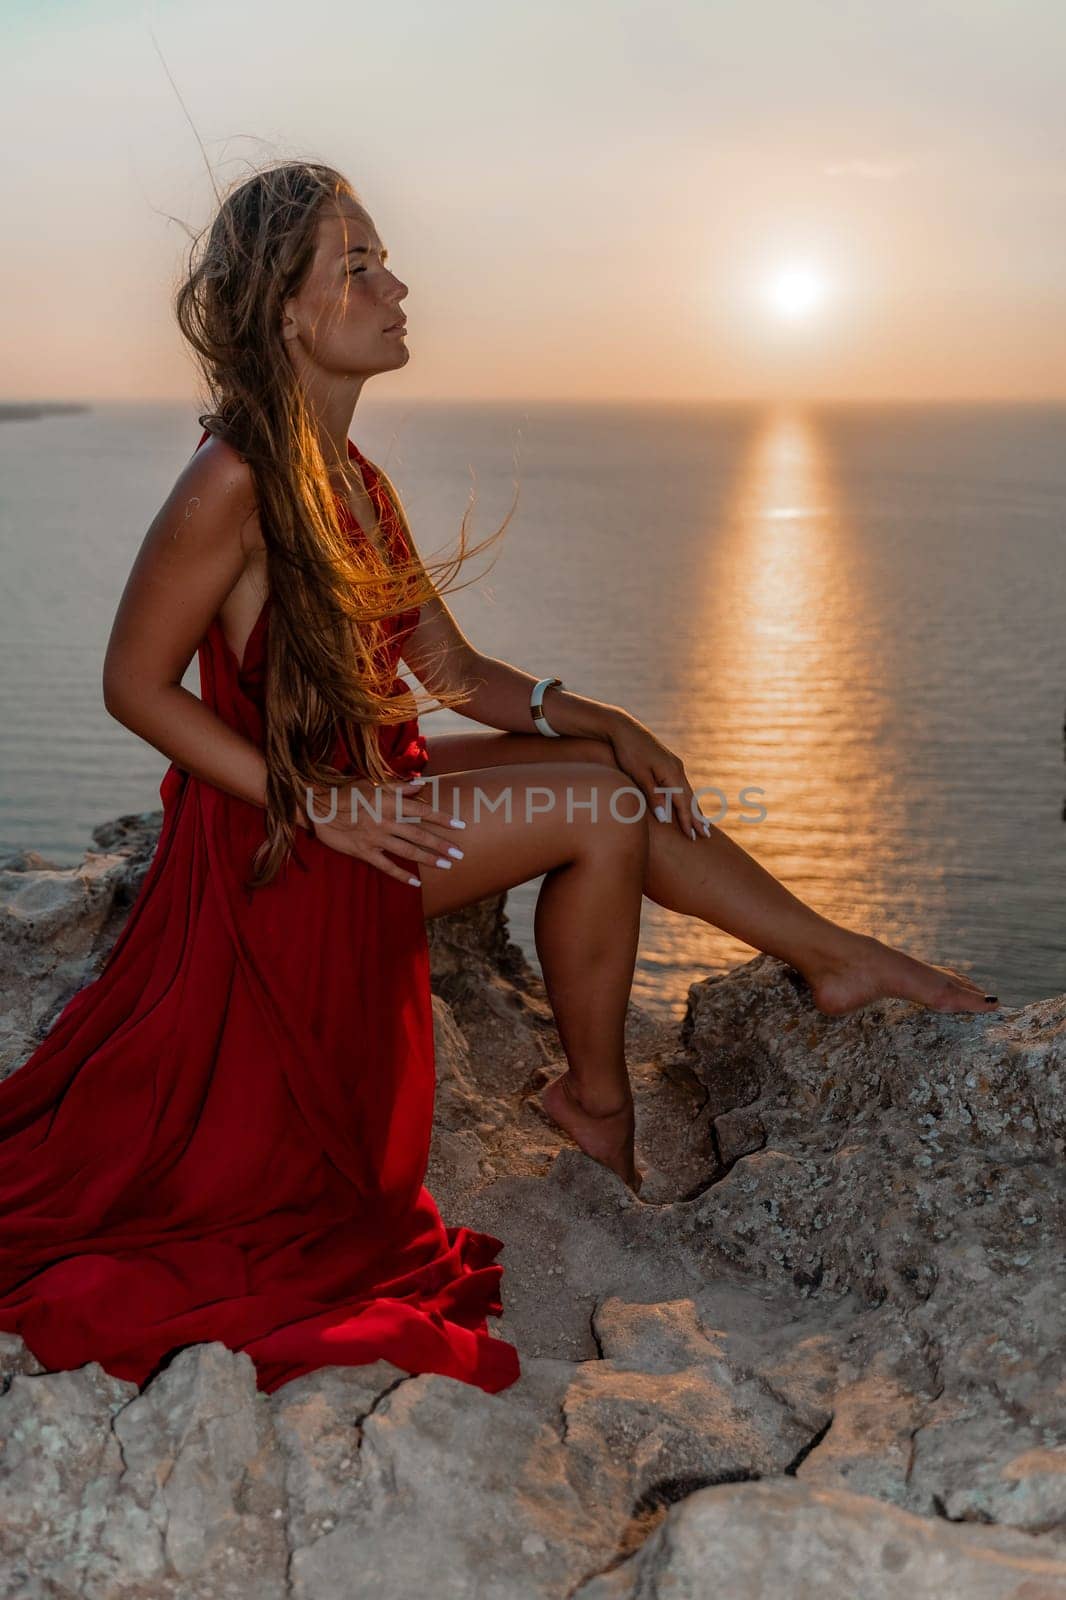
[3,0,1063,404]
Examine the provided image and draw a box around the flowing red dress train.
[0,430,522,1396]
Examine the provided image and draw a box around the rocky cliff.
[1,810,1063,1598]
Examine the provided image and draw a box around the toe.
[939,965,981,994]
[950,968,996,1002]
[932,978,970,1012]
[938,979,991,1013]
[952,975,980,995]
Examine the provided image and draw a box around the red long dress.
[0,430,521,1396]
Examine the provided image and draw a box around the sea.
[2,397,1063,1022]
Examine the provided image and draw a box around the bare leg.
[416,763,648,1190]
[639,819,999,1016]
[421,730,1001,1017]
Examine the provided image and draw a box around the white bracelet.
[531,676,564,737]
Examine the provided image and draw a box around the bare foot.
[801,931,1001,1018]
[531,1072,644,1195]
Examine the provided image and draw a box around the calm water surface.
[1,399,1063,1021]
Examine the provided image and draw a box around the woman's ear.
[280,297,300,343]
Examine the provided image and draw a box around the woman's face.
[281,197,409,378]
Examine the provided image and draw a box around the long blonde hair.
[173,160,515,888]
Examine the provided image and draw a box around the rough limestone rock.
[571,1478,1066,1598]
[1,812,1064,1598]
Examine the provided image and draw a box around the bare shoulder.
[101,433,265,706]
[185,432,266,556]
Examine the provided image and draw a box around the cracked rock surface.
[2,816,1065,1598]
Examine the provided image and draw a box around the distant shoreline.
[0,403,91,424]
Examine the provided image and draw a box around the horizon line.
[3,394,1066,411]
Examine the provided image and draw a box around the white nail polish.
[654,804,668,823]
[448,818,466,829]
[701,819,711,836]
[447,846,464,859]
[435,857,453,869]
[407,875,420,886]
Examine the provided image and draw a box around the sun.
[763,263,828,322]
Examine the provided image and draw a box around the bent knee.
[471,761,647,855]
[554,765,651,855]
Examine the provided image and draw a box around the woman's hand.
[300,776,467,886]
[602,713,709,841]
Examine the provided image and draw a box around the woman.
[0,162,997,1401]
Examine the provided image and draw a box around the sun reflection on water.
[637,406,950,1020]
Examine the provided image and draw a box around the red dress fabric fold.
[0,430,521,1396]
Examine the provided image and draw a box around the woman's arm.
[101,441,302,821]
[401,588,625,743]
[401,535,704,835]
[455,649,622,742]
